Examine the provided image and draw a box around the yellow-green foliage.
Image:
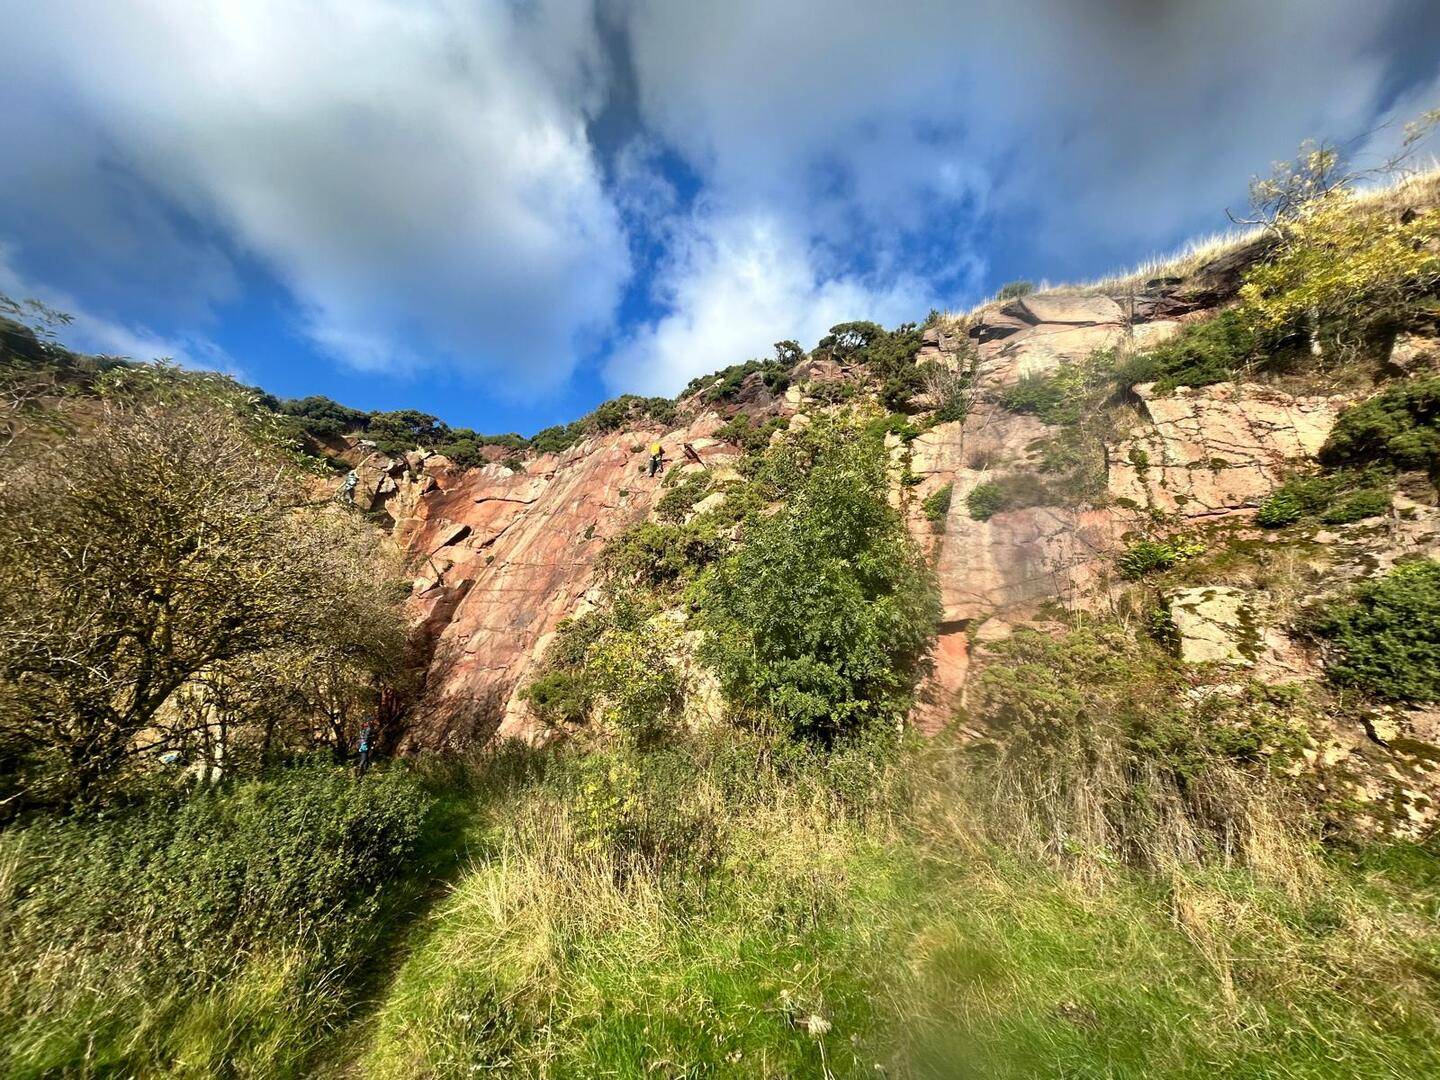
[1241,190,1440,356]
[1116,536,1206,579]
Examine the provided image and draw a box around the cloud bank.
[2,0,1437,401]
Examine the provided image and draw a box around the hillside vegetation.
[1,131,1439,1078]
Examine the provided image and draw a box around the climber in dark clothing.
[648,442,665,477]
[356,723,374,777]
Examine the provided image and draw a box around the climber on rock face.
[648,442,665,477]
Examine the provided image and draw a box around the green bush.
[996,280,1036,301]
[816,320,925,407]
[1319,376,1440,479]
[1000,367,1085,426]
[715,412,788,454]
[1257,470,1392,528]
[529,421,585,454]
[698,423,939,741]
[684,358,790,404]
[922,482,954,523]
[522,669,595,728]
[1115,308,1258,393]
[1320,486,1393,524]
[965,472,1054,520]
[967,481,1004,521]
[0,764,434,1076]
[1305,559,1440,701]
[654,473,711,523]
[599,519,727,594]
[1116,537,1205,579]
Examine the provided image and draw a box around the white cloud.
[0,242,240,377]
[2,0,1435,406]
[605,210,941,395]
[619,0,1425,280]
[0,0,629,394]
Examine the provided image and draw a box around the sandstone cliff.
[324,244,1438,830]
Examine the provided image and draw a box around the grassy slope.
[329,739,1440,1080]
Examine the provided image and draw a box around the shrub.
[0,381,406,808]
[1115,308,1258,393]
[1305,559,1440,701]
[698,423,939,741]
[968,623,1314,868]
[1257,470,1392,528]
[816,320,926,407]
[922,482,954,523]
[684,359,790,404]
[965,472,1054,521]
[999,361,1110,428]
[1241,190,1440,360]
[1319,376,1440,479]
[655,473,711,523]
[1116,537,1205,579]
[522,669,595,728]
[996,280,1036,301]
[530,421,585,454]
[967,481,1004,521]
[715,412,788,454]
[599,519,726,595]
[0,764,434,1076]
[1320,486,1393,524]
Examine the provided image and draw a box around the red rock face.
[389,419,726,748]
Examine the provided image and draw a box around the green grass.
[5,739,1439,1079]
[338,735,1440,1079]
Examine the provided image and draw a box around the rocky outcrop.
[374,418,744,747]
[1112,384,1344,517]
[327,235,1425,772]
[1166,586,1260,665]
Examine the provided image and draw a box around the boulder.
[1167,586,1259,665]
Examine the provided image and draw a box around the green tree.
[698,421,938,741]
[0,369,405,805]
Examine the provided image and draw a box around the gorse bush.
[685,357,791,404]
[1305,559,1440,702]
[1319,375,1440,479]
[715,411,788,453]
[922,482,954,523]
[1257,470,1393,527]
[967,481,1005,520]
[1116,308,1259,393]
[0,763,434,1077]
[999,363,1097,426]
[654,472,711,523]
[699,419,939,741]
[816,320,926,410]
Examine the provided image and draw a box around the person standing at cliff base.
[356,723,374,777]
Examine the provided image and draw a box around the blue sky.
[2,1,1438,436]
